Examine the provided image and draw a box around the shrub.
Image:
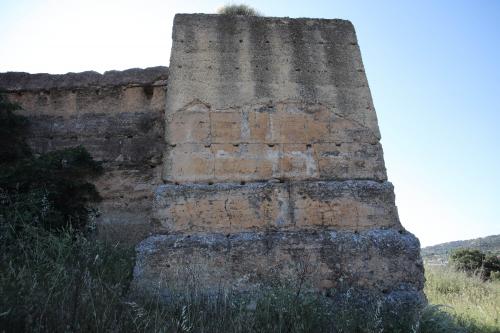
[0,95,131,331]
[217,4,261,16]
[0,146,103,231]
[0,94,31,164]
[0,94,102,231]
[450,248,500,280]
[450,248,485,273]
[483,253,500,279]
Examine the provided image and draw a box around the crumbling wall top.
[0,66,169,92]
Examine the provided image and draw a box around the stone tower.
[134,14,424,310]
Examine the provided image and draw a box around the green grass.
[0,223,136,332]
[423,265,500,333]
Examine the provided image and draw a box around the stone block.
[245,109,271,142]
[292,181,399,229]
[153,182,291,232]
[315,142,387,180]
[213,144,280,181]
[280,144,318,179]
[211,110,242,143]
[153,180,400,233]
[167,111,210,144]
[133,229,425,307]
[271,110,308,143]
[164,144,214,183]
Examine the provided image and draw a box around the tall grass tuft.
[4,227,500,333]
[0,220,136,332]
[424,265,500,332]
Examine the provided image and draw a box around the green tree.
[450,249,485,273]
[483,253,500,279]
[450,248,500,280]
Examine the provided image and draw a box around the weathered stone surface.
[166,16,379,134]
[149,13,424,313]
[0,67,169,243]
[0,14,425,314]
[153,180,401,233]
[133,229,424,303]
[164,141,386,183]
[164,14,385,183]
[0,66,168,91]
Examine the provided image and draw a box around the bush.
[418,305,468,333]
[0,95,119,331]
[217,4,261,16]
[450,248,500,280]
[483,253,500,279]
[0,95,102,231]
[0,146,103,231]
[0,94,31,164]
[450,249,485,272]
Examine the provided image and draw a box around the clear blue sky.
[0,0,498,246]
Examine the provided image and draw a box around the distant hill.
[421,234,500,264]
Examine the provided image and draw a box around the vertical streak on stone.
[216,16,240,106]
[288,20,318,102]
[249,18,272,101]
[241,109,250,141]
[288,182,295,227]
[320,25,348,116]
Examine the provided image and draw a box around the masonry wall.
[165,15,384,184]
[0,67,168,243]
[156,14,397,233]
[0,14,425,311]
[134,15,424,311]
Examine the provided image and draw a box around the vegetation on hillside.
[217,4,261,16]
[422,235,500,264]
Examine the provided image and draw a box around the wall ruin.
[138,14,425,310]
[0,67,168,243]
[0,14,425,313]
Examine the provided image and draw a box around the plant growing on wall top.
[217,3,262,16]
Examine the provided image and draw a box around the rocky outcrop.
[0,67,168,243]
